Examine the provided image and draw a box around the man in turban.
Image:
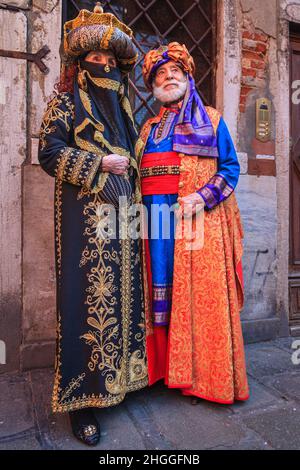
[38,4,147,445]
[137,42,249,405]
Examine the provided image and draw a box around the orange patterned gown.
[137,106,250,404]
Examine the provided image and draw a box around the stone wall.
[0,1,61,373]
[238,0,279,341]
[0,8,26,373]
[22,0,61,369]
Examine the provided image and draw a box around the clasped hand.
[102,154,129,175]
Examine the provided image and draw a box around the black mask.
[79,60,122,83]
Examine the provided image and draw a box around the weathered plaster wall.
[21,0,61,369]
[0,1,61,374]
[238,0,278,338]
[220,0,242,142]
[0,9,26,373]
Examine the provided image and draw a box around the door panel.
[289,33,300,330]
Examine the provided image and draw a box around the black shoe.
[69,408,100,446]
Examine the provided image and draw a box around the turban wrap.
[142,42,195,89]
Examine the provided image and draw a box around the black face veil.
[73,59,138,162]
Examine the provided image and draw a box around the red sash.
[141,151,181,195]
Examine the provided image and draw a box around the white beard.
[153,79,187,105]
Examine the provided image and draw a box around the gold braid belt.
[140,165,180,178]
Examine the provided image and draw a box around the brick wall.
[240,22,270,113]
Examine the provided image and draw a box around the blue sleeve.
[197,117,240,210]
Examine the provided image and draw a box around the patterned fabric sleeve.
[197,117,240,210]
[38,92,102,189]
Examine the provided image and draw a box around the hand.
[102,154,129,175]
[177,192,205,217]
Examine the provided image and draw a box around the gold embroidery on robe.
[39,93,74,150]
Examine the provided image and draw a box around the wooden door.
[289,32,300,332]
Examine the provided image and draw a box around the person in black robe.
[38,4,147,446]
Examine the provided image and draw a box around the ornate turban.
[142,42,195,89]
[60,3,138,73]
[142,41,219,158]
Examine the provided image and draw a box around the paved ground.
[0,337,300,450]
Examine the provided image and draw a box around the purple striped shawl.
[172,75,219,157]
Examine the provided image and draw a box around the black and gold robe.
[38,91,148,413]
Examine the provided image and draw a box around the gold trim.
[69,153,86,186]
[79,87,94,115]
[52,378,148,413]
[94,130,131,158]
[119,53,139,65]
[85,73,122,93]
[120,236,131,385]
[77,187,92,200]
[56,146,101,190]
[64,11,133,40]
[56,148,72,181]
[60,373,86,402]
[140,165,180,178]
[100,25,115,50]
[39,94,74,151]
[84,157,102,190]
[74,117,105,156]
[121,96,135,127]
[91,171,110,194]
[135,137,145,164]
[54,179,63,278]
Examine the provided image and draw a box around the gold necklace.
[157,110,170,139]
